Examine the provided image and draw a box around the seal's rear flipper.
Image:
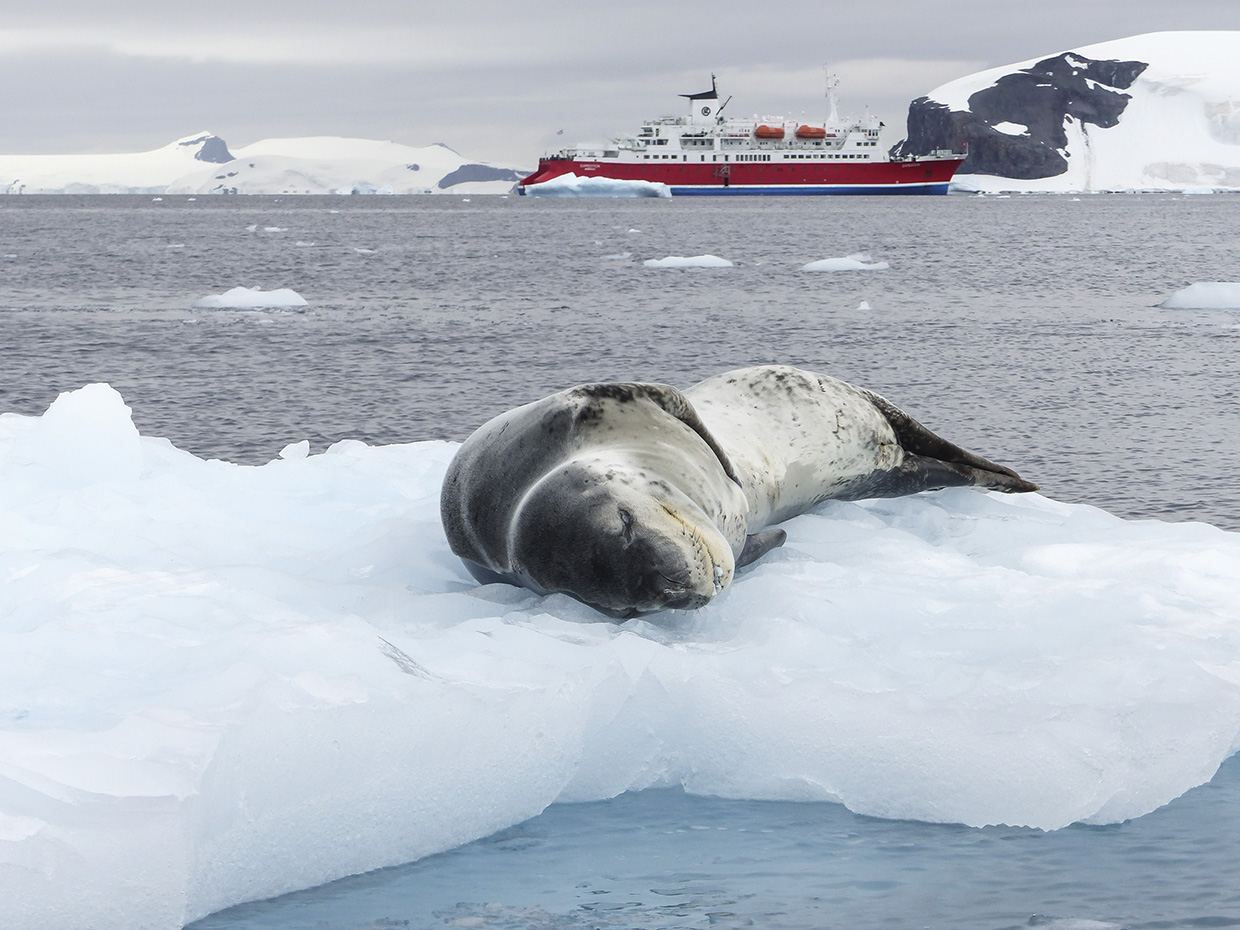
[865,392,1038,493]
[897,453,1039,495]
[737,528,787,568]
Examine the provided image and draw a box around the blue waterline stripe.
[668,183,950,196]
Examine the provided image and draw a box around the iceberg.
[523,173,672,198]
[192,287,308,309]
[1158,282,1240,309]
[643,254,734,268]
[4,385,1240,930]
[801,252,890,272]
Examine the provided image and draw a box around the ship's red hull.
[519,155,964,195]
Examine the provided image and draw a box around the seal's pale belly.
[687,367,904,527]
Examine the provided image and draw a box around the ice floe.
[192,286,309,309]
[4,384,1240,930]
[801,252,889,272]
[523,173,672,198]
[643,254,734,268]
[1158,282,1240,309]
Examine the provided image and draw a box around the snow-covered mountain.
[894,32,1240,192]
[1,134,529,195]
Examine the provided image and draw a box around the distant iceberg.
[1159,282,1240,309]
[643,254,733,268]
[523,172,672,198]
[801,252,889,272]
[193,286,308,309]
[4,383,1240,930]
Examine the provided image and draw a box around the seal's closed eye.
[618,508,634,544]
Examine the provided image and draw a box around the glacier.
[898,31,1240,193]
[0,135,528,196]
[4,384,1240,930]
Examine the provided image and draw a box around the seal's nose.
[661,589,712,610]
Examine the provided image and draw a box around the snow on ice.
[643,254,734,268]
[1159,282,1240,309]
[192,287,308,309]
[4,385,1240,930]
[523,173,672,198]
[801,252,890,272]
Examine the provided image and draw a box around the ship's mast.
[825,68,841,126]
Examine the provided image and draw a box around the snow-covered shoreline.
[0,133,528,196]
[904,31,1240,193]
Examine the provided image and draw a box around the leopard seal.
[440,365,1036,617]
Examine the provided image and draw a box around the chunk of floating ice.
[278,440,310,460]
[4,384,1240,928]
[192,286,308,309]
[801,252,889,272]
[524,173,672,198]
[1158,282,1240,309]
[857,300,872,310]
[643,254,734,268]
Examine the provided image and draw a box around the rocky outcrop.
[436,164,525,189]
[893,52,1148,179]
[177,134,235,164]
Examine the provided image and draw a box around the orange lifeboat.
[795,125,827,139]
[754,124,785,139]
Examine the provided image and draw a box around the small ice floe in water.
[1159,282,1240,309]
[857,300,872,310]
[602,252,633,261]
[245,224,258,232]
[295,241,316,247]
[278,440,310,460]
[165,243,185,250]
[1028,917,1126,930]
[801,252,889,272]
[192,286,308,309]
[643,254,733,268]
[152,197,163,202]
[354,248,376,255]
[264,226,288,232]
[523,173,671,198]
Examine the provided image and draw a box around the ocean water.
[2,193,1239,929]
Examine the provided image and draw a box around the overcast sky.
[3,1,1239,166]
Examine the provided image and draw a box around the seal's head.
[508,461,735,617]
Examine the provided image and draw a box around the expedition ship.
[518,76,964,195]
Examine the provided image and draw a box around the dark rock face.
[436,164,525,189]
[177,134,235,164]
[893,52,1149,179]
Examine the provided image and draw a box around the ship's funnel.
[681,74,720,124]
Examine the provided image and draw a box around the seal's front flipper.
[737,528,787,568]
